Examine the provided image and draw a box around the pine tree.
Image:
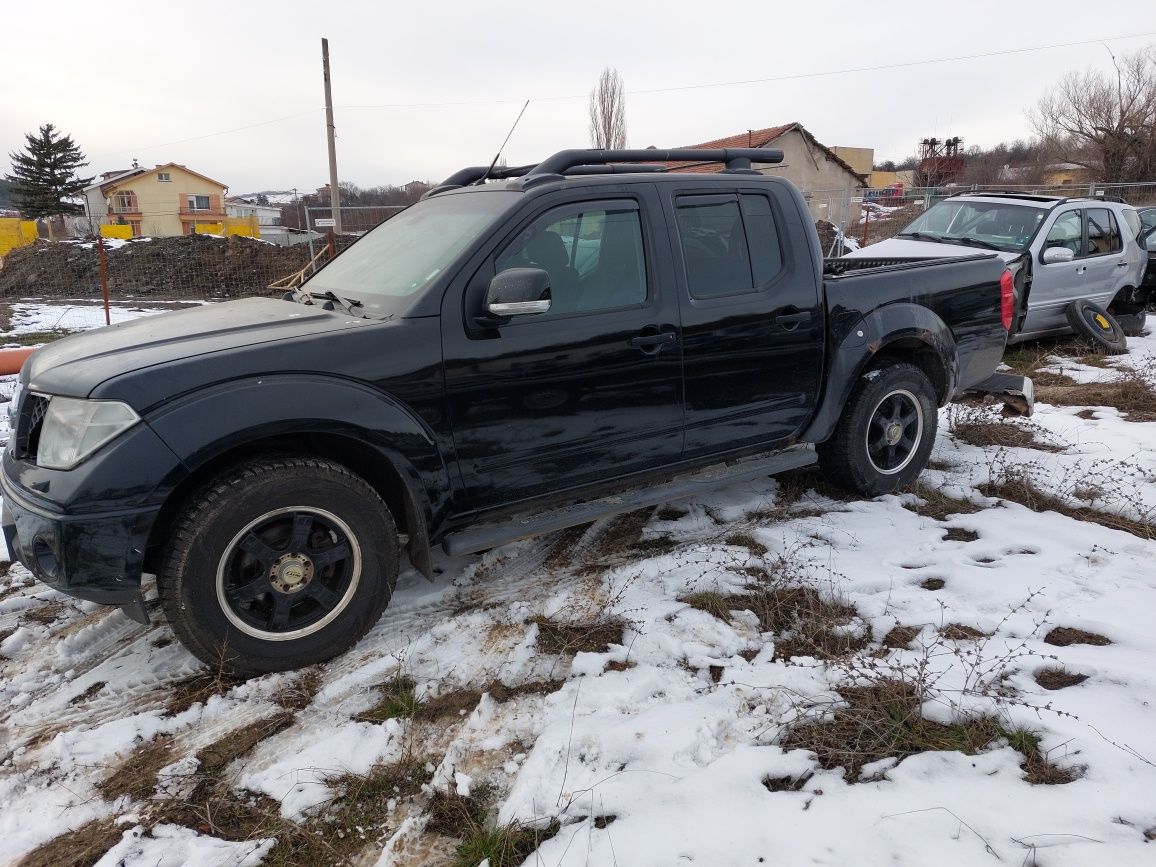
[4,124,94,219]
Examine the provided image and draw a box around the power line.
[123,29,1156,150]
[342,30,1156,108]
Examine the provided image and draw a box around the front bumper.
[2,463,161,606]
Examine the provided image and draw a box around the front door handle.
[630,331,677,354]
[773,310,813,331]
[1116,262,1129,268]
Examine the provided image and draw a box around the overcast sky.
[3,0,1153,194]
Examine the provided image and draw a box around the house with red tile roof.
[653,123,869,225]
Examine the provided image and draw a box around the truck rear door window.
[675,194,782,299]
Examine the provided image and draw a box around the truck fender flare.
[802,303,957,444]
[145,374,449,578]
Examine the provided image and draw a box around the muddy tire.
[157,457,398,677]
[817,362,938,496]
[1066,299,1128,354]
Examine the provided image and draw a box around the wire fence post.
[861,206,869,248]
[96,235,111,326]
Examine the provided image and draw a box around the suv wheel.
[818,362,938,496]
[158,457,398,676]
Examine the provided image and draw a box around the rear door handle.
[630,331,677,353]
[1116,262,1129,268]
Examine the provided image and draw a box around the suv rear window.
[1087,208,1122,255]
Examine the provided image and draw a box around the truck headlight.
[36,397,141,470]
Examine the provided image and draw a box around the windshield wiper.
[945,236,1003,251]
[307,290,365,316]
[898,231,940,241]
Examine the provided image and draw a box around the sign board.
[314,218,336,227]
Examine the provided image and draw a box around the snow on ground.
[1,298,205,341]
[1,335,1156,865]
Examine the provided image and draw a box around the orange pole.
[97,235,111,326]
[0,348,35,375]
[327,229,336,259]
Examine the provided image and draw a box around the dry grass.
[96,735,176,801]
[942,528,979,543]
[979,470,1156,541]
[1044,626,1112,647]
[725,532,768,556]
[903,482,981,521]
[950,419,1064,452]
[196,713,296,774]
[22,601,66,625]
[427,784,560,867]
[1034,667,1090,690]
[16,819,123,867]
[1034,365,1156,422]
[682,585,865,661]
[68,681,106,706]
[355,675,421,723]
[882,625,921,649]
[164,671,240,717]
[272,668,323,711]
[781,680,1075,784]
[529,615,625,656]
[939,624,990,641]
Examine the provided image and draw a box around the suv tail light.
[999,269,1014,330]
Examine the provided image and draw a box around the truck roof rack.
[425,147,784,197]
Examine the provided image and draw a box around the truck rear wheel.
[157,456,399,677]
[817,362,938,496]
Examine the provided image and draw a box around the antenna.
[477,100,530,185]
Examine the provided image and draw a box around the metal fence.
[305,205,406,236]
[0,232,355,341]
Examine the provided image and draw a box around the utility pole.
[321,37,342,234]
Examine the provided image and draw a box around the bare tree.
[1029,45,1156,182]
[588,68,627,150]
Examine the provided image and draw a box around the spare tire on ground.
[1065,299,1128,355]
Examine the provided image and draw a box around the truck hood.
[24,297,374,400]
[845,237,1021,264]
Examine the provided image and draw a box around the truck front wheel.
[157,456,399,677]
[818,362,938,496]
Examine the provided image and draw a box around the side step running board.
[441,445,817,557]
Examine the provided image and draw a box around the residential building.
[81,163,229,237]
[653,123,869,224]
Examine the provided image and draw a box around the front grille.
[15,394,49,461]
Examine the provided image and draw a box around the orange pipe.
[0,348,35,376]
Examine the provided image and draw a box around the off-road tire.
[157,456,399,677]
[817,362,938,496]
[1065,299,1128,355]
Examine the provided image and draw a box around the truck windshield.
[898,200,1047,253]
[304,191,517,317]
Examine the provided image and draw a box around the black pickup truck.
[2,148,1025,675]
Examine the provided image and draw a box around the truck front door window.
[496,205,647,317]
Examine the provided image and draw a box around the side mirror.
[484,268,552,317]
[1041,246,1075,264]
[1143,228,1156,252]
